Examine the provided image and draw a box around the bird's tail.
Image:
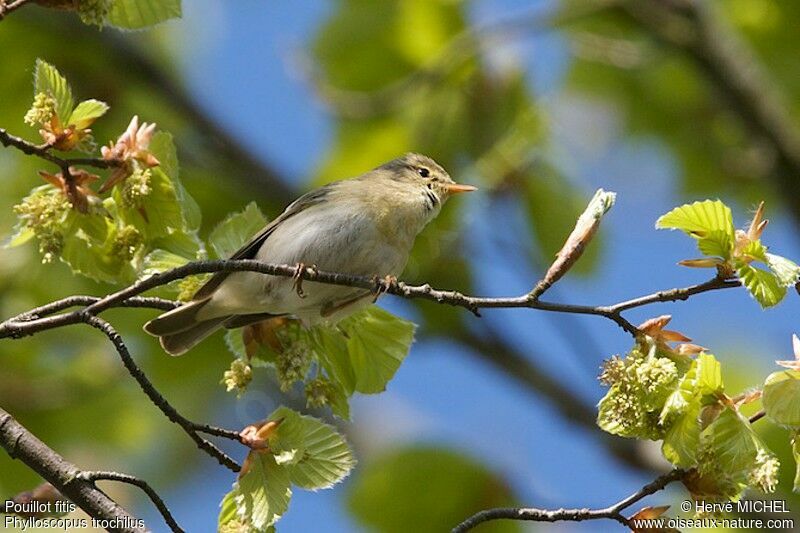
[143,300,229,356]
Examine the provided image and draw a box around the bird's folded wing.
[191,183,336,301]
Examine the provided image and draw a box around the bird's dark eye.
[418,167,430,178]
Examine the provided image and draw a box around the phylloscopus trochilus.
[144,153,476,355]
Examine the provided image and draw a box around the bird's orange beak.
[445,183,478,195]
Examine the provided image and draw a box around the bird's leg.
[291,263,317,299]
[371,274,398,303]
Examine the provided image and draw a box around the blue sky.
[138,1,800,531]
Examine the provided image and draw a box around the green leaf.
[141,248,190,276]
[735,261,786,308]
[698,230,734,259]
[218,490,239,530]
[107,0,182,30]
[326,380,351,420]
[659,353,722,426]
[763,370,800,428]
[656,200,735,259]
[339,306,416,393]
[767,253,800,287]
[347,446,520,533]
[662,399,702,467]
[267,406,356,490]
[209,202,267,259]
[235,452,291,531]
[34,59,73,124]
[739,239,769,264]
[68,99,109,129]
[700,407,757,476]
[115,168,185,239]
[694,352,723,396]
[4,225,35,248]
[311,326,356,394]
[148,131,201,231]
[60,214,137,284]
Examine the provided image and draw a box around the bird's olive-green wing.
[191,184,336,301]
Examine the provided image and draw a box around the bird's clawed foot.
[371,274,398,303]
[292,263,317,299]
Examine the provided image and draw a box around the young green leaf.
[739,239,769,264]
[698,407,779,495]
[209,202,268,259]
[763,370,800,428]
[114,168,185,239]
[218,490,239,530]
[661,399,702,467]
[697,230,734,259]
[141,249,191,276]
[340,306,416,393]
[735,261,786,308]
[68,99,109,129]
[267,406,356,490]
[236,452,292,531]
[4,225,35,248]
[107,0,182,29]
[311,326,356,394]
[148,131,202,231]
[656,200,735,259]
[700,408,757,476]
[767,253,800,287]
[34,59,73,124]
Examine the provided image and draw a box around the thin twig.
[0,128,120,175]
[79,471,184,533]
[80,314,241,472]
[452,468,685,532]
[0,0,32,21]
[0,260,742,341]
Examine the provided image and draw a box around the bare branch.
[0,260,741,341]
[79,314,241,472]
[78,471,183,533]
[0,407,147,533]
[0,0,32,21]
[452,468,686,532]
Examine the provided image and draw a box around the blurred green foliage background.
[2,0,800,531]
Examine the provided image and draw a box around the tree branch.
[0,0,32,21]
[79,314,241,472]
[452,468,686,532]
[0,127,120,175]
[0,260,741,341]
[0,407,147,533]
[78,471,183,533]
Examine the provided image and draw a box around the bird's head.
[375,153,477,213]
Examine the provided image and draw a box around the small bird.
[144,153,476,355]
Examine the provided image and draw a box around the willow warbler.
[144,153,476,355]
